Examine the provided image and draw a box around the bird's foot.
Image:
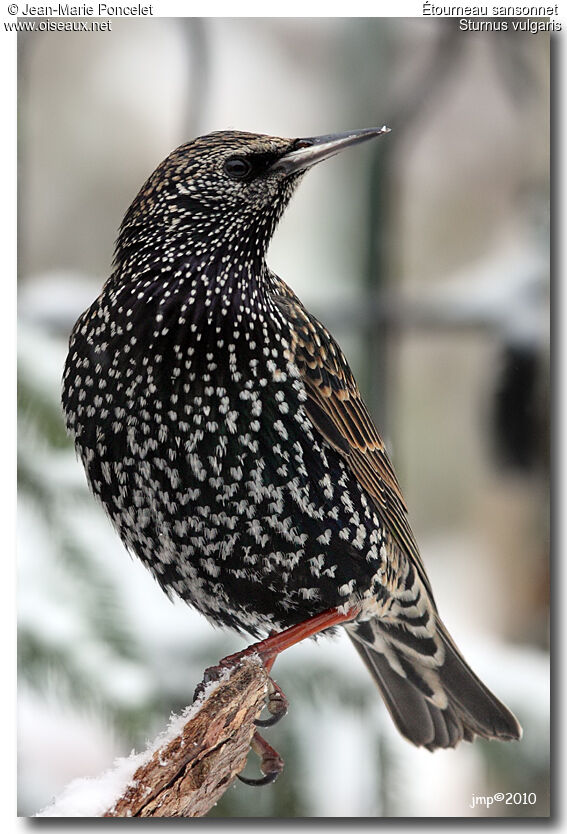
[192,648,287,730]
[194,605,359,702]
[193,606,360,785]
[254,677,288,728]
[192,645,262,703]
[237,730,284,787]
[191,652,286,787]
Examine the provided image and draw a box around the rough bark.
[104,658,270,818]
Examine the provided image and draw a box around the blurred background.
[17,18,549,818]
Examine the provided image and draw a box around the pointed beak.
[270,126,391,176]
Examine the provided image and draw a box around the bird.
[62,127,521,771]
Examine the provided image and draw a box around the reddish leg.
[195,605,359,701]
[194,605,360,786]
[213,605,360,675]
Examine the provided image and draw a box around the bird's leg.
[196,604,359,696]
[194,605,359,715]
[193,605,359,786]
[237,730,285,787]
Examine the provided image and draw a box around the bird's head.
[114,127,390,272]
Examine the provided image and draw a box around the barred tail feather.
[347,616,522,751]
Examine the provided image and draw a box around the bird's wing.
[272,282,523,752]
[272,285,436,604]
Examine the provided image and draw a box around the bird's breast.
[62,286,386,633]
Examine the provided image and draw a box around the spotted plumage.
[62,128,521,751]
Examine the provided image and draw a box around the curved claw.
[254,713,284,728]
[254,678,288,727]
[237,730,284,788]
[237,770,280,787]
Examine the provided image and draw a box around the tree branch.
[103,658,269,817]
[102,657,270,818]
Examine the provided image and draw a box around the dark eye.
[223,157,253,180]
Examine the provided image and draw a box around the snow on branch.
[37,657,270,818]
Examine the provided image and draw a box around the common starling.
[62,128,521,762]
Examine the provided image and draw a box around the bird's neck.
[108,233,280,340]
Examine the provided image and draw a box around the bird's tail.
[346,615,522,751]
